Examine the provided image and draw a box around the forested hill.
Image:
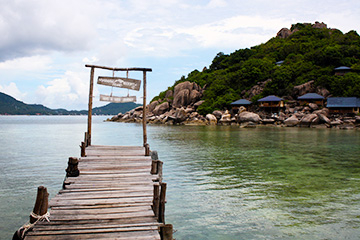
[153,22,360,115]
[0,92,140,115]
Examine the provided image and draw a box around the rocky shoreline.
[108,81,360,130]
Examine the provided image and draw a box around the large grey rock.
[194,100,205,108]
[300,113,318,126]
[148,100,159,113]
[316,113,331,124]
[284,115,299,126]
[308,103,318,110]
[212,110,223,121]
[238,111,262,123]
[189,90,201,104]
[153,102,169,116]
[173,81,194,97]
[173,89,190,108]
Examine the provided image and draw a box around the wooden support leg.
[152,184,160,217]
[158,182,167,223]
[160,224,173,240]
[80,141,86,157]
[145,143,150,156]
[151,151,159,174]
[66,157,79,177]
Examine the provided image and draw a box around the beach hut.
[298,93,324,106]
[230,99,252,113]
[326,97,360,114]
[334,66,352,76]
[257,95,284,112]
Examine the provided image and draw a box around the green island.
[111,22,360,129]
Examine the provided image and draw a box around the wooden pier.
[13,65,173,239]
[19,145,171,240]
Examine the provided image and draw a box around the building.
[298,93,324,106]
[257,95,284,112]
[326,97,360,114]
[230,99,252,113]
[334,66,352,76]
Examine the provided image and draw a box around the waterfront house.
[326,97,360,114]
[230,99,252,113]
[298,93,324,106]
[257,95,284,112]
[334,66,352,76]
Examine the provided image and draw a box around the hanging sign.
[99,94,136,103]
[97,76,141,91]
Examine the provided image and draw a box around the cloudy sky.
[0,0,359,110]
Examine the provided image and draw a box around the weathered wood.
[86,66,94,146]
[98,76,141,91]
[85,64,152,72]
[143,70,147,151]
[80,141,86,157]
[23,145,169,239]
[65,157,79,177]
[158,183,167,223]
[160,224,173,240]
[31,186,49,223]
[99,94,137,103]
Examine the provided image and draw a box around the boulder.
[308,103,318,111]
[194,100,205,108]
[212,110,223,121]
[237,111,262,123]
[173,107,187,123]
[173,89,190,108]
[331,119,343,126]
[238,106,247,113]
[148,100,159,113]
[173,81,195,97]
[284,115,299,127]
[262,119,275,124]
[277,28,292,38]
[293,80,315,97]
[153,102,169,116]
[316,113,331,124]
[165,90,173,99]
[189,90,201,104]
[300,113,318,126]
[219,110,231,124]
[206,114,217,125]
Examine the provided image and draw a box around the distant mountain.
[0,92,140,115]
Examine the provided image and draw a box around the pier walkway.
[23,145,170,240]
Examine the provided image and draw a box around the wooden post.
[142,70,148,155]
[80,141,86,157]
[160,224,173,240]
[152,184,160,217]
[157,161,163,182]
[66,157,80,177]
[151,151,159,174]
[158,182,167,223]
[87,66,95,146]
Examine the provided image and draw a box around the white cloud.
[0,82,27,101]
[0,55,52,71]
[35,71,89,109]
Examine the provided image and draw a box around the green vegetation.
[0,92,140,115]
[152,24,360,115]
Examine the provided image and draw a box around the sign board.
[97,76,141,91]
[99,94,136,103]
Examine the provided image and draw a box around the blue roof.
[257,95,283,102]
[298,93,324,100]
[334,66,351,71]
[231,99,252,105]
[327,97,360,108]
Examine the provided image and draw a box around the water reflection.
[148,126,360,239]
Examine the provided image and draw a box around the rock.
[194,100,205,108]
[308,103,318,111]
[173,107,187,123]
[212,110,223,121]
[165,90,173,99]
[279,112,286,121]
[134,106,143,111]
[331,119,343,126]
[303,106,311,112]
[293,80,315,97]
[237,111,262,123]
[153,102,169,116]
[219,110,231,124]
[185,107,194,114]
[313,108,329,117]
[262,119,275,124]
[316,86,330,98]
[245,79,272,99]
[284,115,299,127]
[189,90,201,104]
[173,81,194,97]
[173,89,190,108]
[316,113,331,124]
[238,106,247,113]
[313,21,327,29]
[277,28,292,38]
[148,101,159,113]
[206,114,217,125]
[240,122,257,128]
[300,113,318,126]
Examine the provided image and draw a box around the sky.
[0,0,359,110]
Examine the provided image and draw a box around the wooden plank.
[97,76,141,91]
[99,94,136,103]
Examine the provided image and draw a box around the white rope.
[19,211,50,238]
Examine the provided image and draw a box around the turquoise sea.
[0,115,360,239]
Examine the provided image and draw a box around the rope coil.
[18,211,50,239]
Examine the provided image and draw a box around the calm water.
[0,116,359,240]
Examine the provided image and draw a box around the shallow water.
[0,116,359,239]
